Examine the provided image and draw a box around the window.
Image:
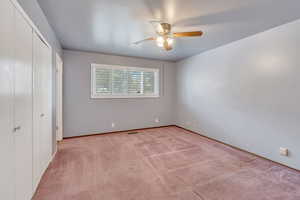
[91,64,159,98]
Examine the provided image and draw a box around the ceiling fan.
[133,21,203,51]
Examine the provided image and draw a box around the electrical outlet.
[279,147,288,156]
[155,118,160,123]
[111,123,115,128]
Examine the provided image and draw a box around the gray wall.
[17,0,62,154]
[63,50,176,137]
[176,19,300,170]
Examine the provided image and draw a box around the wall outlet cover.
[279,147,288,156]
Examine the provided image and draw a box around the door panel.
[14,9,33,200]
[0,0,15,199]
[33,33,53,183]
[41,42,52,173]
[33,32,44,189]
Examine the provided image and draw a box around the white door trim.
[56,53,63,141]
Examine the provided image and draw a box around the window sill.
[91,95,160,99]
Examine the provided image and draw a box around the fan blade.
[133,37,155,45]
[173,31,203,37]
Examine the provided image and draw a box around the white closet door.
[33,33,53,177]
[33,31,53,185]
[0,0,15,199]
[40,42,53,173]
[14,9,33,200]
[33,32,44,189]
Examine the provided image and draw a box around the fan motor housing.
[161,23,171,35]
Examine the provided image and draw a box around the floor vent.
[127,132,139,135]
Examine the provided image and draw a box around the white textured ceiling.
[37,0,300,61]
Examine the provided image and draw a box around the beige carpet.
[33,126,300,200]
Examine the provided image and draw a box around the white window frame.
[91,63,160,99]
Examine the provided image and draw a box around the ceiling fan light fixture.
[156,36,165,47]
[156,36,174,49]
[166,37,174,46]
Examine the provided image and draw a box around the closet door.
[40,41,52,173]
[33,32,53,183]
[0,0,15,199]
[33,32,44,189]
[14,9,33,200]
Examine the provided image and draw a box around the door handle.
[13,126,21,132]
[40,113,45,117]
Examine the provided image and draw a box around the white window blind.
[112,69,127,94]
[91,64,159,98]
[95,68,112,95]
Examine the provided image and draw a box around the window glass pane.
[95,68,112,94]
[128,71,142,94]
[112,69,127,94]
[143,71,155,94]
[92,65,159,98]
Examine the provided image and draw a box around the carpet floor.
[33,126,300,200]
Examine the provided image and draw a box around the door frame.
[56,53,63,141]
